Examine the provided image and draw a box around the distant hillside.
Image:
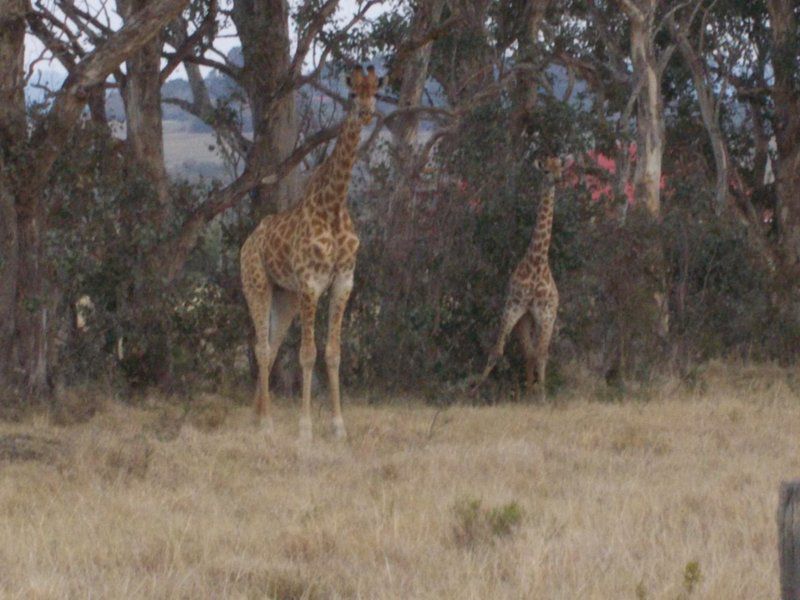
[23,53,587,183]
[26,50,586,123]
[100,51,440,131]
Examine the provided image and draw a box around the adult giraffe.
[240,65,383,442]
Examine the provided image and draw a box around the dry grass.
[1,364,799,599]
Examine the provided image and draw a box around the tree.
[118,0,172,205]
[766,0,800,273]
[0,0,190,398]
[667,1,731,213]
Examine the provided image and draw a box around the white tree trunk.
[233,0,300,213]
[118,0,170,206]
[628,11,664,218]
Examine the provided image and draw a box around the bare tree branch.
[22,0,190,202]
[160,3,216,83]
[290,0,340,79]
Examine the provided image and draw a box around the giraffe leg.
[325,271,353,440]
[298,290,319,443]
[515,312,537,395]
[473,302,527,392]
[532,307,556,403]
[241,259,274,434]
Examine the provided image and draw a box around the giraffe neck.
[527,178,555,260]
[314,108,363,210]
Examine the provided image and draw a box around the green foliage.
[452,497,523,548]
[635,580,648,600]
[486,501,524,537]
[44,121,249,393]
[682,560,702,596]
[24,0,800,402]
[340,65,800,394]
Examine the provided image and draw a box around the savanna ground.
[1,363,798,599]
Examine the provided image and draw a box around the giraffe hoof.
[332,417,347,440]
[299,417,313,444]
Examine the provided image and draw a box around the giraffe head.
[346,65,384,124]
[538,156,563,182]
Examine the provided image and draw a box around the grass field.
[1,363,798,599]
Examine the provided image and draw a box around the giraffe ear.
[532,158,541,170]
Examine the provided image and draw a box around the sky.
[25,0,381,82]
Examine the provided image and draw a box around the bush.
[35,93,800,402]
[452,497,523,548]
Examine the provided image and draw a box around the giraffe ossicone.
[240,65,383,442]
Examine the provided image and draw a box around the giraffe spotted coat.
[474,156,563,400]
[240,66,382,442]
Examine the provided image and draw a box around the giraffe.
[472,156,564,401]
[240,65,383,442]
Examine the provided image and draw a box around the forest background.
[2,0,799,406]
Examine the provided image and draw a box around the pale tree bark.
[232,0,301,212]
[618,0,669,218]
[767,0,800,273]
[667,11,730,213]
[617,0,674,344]
[391,0,446,152]
[379,0,446,297]
[386,0,445,221]
[0,0,189,398]
[118,0,171,206]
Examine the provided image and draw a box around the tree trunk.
[0,173,18,387]
[14,209,52,398]
[628,9,664,218]
[118,0,170,206]
[87,85,109,127]
[669,17,729,212]
[232,0,299,213]
[0,0,188,399]
[767,0,800,273]
[0,0,29,388]
[385,0,445,237]
[618,0,671,349]
[391,0,446,152]
[509,0,550,150]
[0,0,27,146]
[183,60,248,159]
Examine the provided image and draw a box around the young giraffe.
[473,156,564,400]
[240,65,383,442]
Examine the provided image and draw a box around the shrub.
[452,497,523,548]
